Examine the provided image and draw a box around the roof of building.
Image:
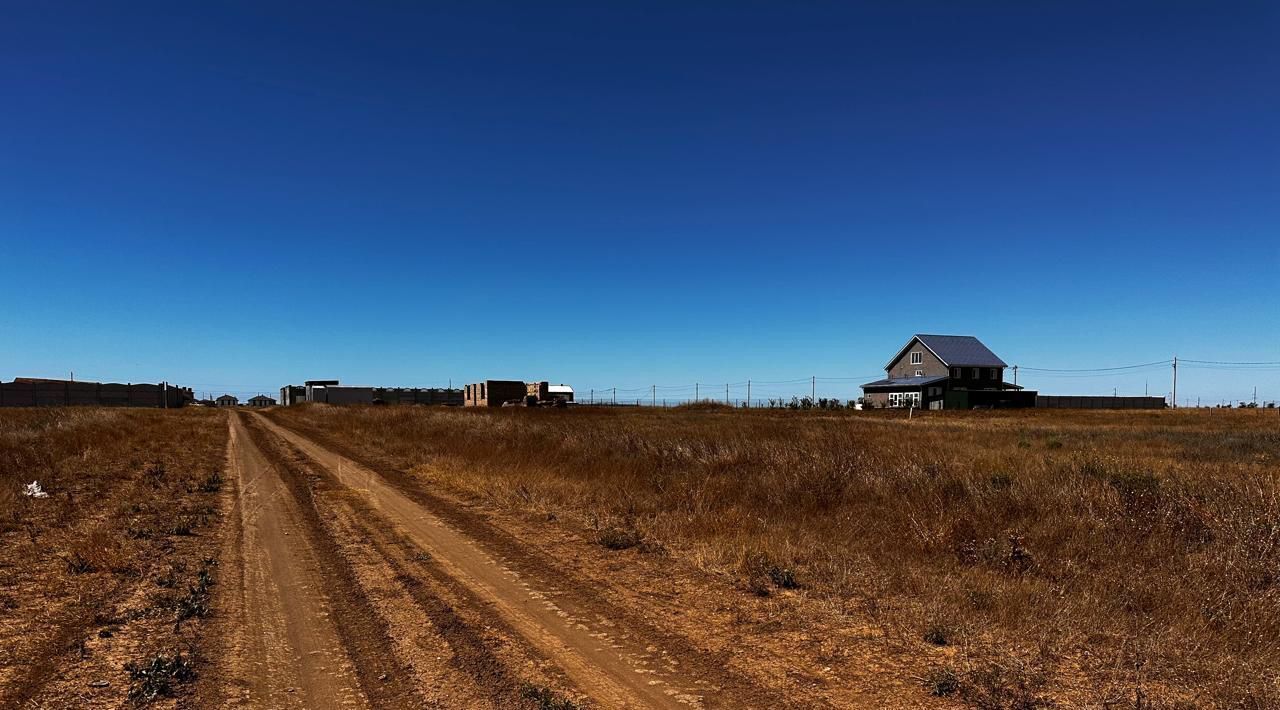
[887,334,1007,369]
[548,384,573,394]
[217,394,237,400]
[861,375,950,389]
[249,394,275,400]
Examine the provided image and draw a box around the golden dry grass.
[271,404,1280,708]
[0,407,228,705]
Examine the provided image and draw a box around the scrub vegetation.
[270,404,1280,708]
[0,408,228,706]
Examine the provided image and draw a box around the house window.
[989,368,998,380]
[888,392,921,408]
[910,351,922,365]
[951,367,960,378]
[914,369,923,377]
[971,368,979,379]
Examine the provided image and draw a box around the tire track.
[254,412,793,708]
[244,414,582,709]
[219,413,425,708]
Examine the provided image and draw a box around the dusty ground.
[8,405,1273,707]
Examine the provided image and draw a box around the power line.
[1019,359,1173,373]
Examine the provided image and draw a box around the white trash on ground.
[23,481,49,498]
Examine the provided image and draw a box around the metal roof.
[861,375,949,389]
[548,384,573,393]
[887,334,1007,369]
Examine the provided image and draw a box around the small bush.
[961,661,1052,710]
[923,624,950,646]
[143,462,167,485]
[923,667,960,696]
[519,682,584,710]
[198,471,222,493]
[65,551,96,574]
[597,526,643,550]
[767,565,800,590]
[125,652,196,704]
[169,517,199,536]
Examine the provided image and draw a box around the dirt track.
[214,414,368,708]
[212,411,787,709]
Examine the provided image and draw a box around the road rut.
[254,413,709,709]
[218,413,367,708]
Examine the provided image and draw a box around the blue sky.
[2,2,1276,404]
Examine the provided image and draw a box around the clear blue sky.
[2,2,1276,404]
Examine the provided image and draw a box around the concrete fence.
[1035,395,1166,409]
[0,380,192,408]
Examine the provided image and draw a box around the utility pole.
[1172,356,1178,409]
[612,387,616,405]
[695,383,699,402]
[1013,365,1018,388]
[725,383,729,405]
[811,376,815,402]
[1253,386,1257,406]
[590,388,593,405]
[652,385,656,407]
[746,380,751,408]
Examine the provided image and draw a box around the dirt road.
[212,411,790,708]
[215,414,368,708]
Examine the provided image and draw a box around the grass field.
[270,404,1280,708]
[0,408,228,706]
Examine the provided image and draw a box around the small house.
[215,394,239,407]
[247,394,276,408]
[464,380,527,407]
[861,334,1034,409]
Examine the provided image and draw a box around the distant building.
[372,387,463,406]
[464,380,527,407]
[320,386,374,405]
[282,380,461,406]
[861,334,1034,409]
[215,394,239,407]
[304,380,340,403]
[527,381,574,403]
[279,385,306,406]
[247,394,276,407]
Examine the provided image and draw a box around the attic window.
[915,369,924,377]
[910,351,922,365]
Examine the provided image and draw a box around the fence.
[1035,395,1167,409]
[0,380,191,408]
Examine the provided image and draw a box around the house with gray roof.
[861,334,1034,409]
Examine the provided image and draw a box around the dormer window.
[910,351,922,365]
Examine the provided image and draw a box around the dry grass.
[0,407,228,705]
[270,404,1280,708]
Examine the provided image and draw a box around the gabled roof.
[861,375,950,389]
[886,334,1007,369]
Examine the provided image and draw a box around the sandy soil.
[208,413,368,708]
